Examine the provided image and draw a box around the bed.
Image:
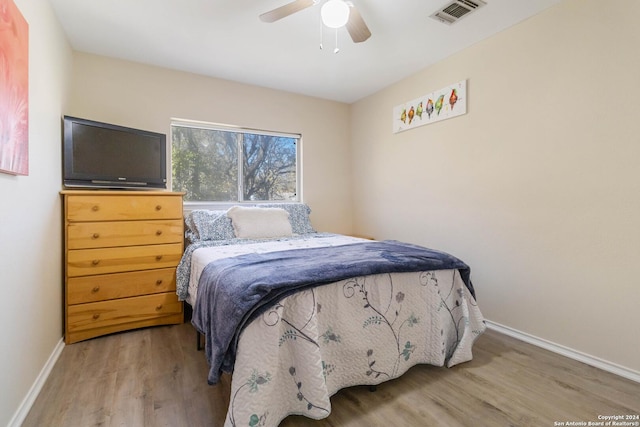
[176,204,485,427]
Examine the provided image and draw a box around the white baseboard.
[485,320,640,384]
[8,338,65,427]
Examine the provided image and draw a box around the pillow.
[184,203,315,241]
[258,203,315,234]
[184,212,198,242]
[227,206,293,239]
[185,210,236,242]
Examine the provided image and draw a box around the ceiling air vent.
[430,0,487,25]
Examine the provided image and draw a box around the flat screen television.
[63,116,167,189]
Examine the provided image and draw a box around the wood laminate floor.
[23,323,640,427]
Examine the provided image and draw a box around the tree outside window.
[171,122,299,202]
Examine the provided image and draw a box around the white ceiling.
[50,0,562,103]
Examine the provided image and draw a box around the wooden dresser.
[62,190,185,344]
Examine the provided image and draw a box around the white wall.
[350,0,640,373]
[66,53,354,234]
[0,0,72,425]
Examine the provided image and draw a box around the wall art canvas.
[0,0,29,175]
[393,79,466,134]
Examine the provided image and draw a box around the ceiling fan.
[259,0,371,44]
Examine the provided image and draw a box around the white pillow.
[226,206,293,239]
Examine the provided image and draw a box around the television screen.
[63,116,167,189]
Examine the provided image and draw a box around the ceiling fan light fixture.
[321,0,350,29]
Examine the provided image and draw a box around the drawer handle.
[155,205,162,211]
[91,259,100,266]
[92,233,100,239]
[91,286,100,293]
[155,279,163,286]
[91,205,99,212]
[155,230,163,236]
[155,255,163,261]
[92,313,100,320]
[155,304,163,311]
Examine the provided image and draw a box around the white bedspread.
[185,235,485,427]
[228,269,483,426]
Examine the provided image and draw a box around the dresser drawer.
[67,268,177,304]
[66,194,183,221]
[67,219,183,249]
[67,243,183,277]
[67,292,183,334]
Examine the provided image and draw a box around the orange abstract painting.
[0,0,28,175]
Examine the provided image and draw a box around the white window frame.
[170,119,302,210]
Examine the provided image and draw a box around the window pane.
[171,123,299,203]
[242,134,297,201]
[171,126,238,201]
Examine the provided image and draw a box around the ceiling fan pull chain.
[319,16,324,50]
[334,28,340,54]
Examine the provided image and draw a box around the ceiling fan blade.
[345,4,371,43]
[259,0,316,23]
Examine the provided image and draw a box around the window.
[171,120,300,203]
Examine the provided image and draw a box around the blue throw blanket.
[191,240,474,384]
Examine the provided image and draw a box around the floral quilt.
[223,268,485,426]
[179,235,485,427]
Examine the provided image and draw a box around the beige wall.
[4,0,638,421]
[0,0,72,425]
[67,53,354,234]
[350,0,640,373]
